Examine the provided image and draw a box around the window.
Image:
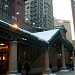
[4,0,8,2]
[27,6,29,9]
[74,4,75,7]
[1,0,9,18]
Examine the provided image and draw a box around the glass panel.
[3,54,8,60]
[0,54,2,68]
[3,61,8,68]
[0,54,2,60]
[4,0,8,2]
[0,61,1,68]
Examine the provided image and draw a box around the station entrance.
[0,39,9,74]
[0,52,9,74]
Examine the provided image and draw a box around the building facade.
[0,19,73,75]
[25,0,54,31]
[71,0,75,39]
[54,19,75,67]
[54,19,73,44]
[0,0,74,75]
[0,0,32,31]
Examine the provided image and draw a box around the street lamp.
[0,42,4,45]
[16,11,19,21]
[25,18,29,23]
[33,22,35,25]
[25,18,28,21]
[16,11,19,15]
[38,27,41,28]
[13,24,18,28]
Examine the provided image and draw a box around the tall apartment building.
[71,0,75,30]
[25,0,54,31]
[71,0,75,46]
[54,19,73,43]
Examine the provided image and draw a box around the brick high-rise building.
[0,0,31,30]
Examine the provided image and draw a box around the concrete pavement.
[56,70,75,75]
[3,68,75,75]
[49,69,75,75]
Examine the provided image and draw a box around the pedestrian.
[71,61,74,70]
[49,64,52,69]
[69,61,74,70]
[23,61,31,75]
[18,62,22,75]
[66,63,69,69]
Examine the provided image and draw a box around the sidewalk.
[49,69,75,75]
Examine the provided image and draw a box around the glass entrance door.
[0,52,9,74]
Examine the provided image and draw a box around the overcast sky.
[53,0,74,40]
[53,0,72,20]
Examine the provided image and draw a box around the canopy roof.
[0,18,73,50]
[31,29,59,42]
[32,29,73,50]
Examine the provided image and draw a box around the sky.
[53,0,75,40]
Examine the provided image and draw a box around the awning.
[0,18,73,50]
[32,29,73,50]
[31,29,60,43]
